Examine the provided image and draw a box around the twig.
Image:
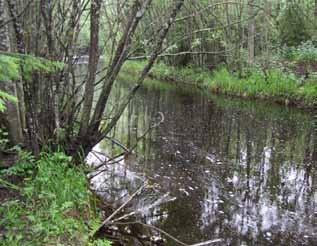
[104,136,130,152]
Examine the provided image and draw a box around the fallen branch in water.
[113,221,222,246]
[91,182,148,237]
[104,136,130,152]
[190,239,223,246]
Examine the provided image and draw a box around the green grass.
[0,151,111,246]
[208,68,317,105]
[122,60,317,107]
[123,60,211,85]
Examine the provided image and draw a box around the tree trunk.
[0,0,24,145]
[0,0,10,51]
[6,0,40,156]
[248,0,255,65]
[80,0,101,136]
[90,0,152,133]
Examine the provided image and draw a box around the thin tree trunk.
[80,0,101,136]
[0,0,9,51]
[248,0,255,65]
[74,0,185,156]
[90,0,152,133]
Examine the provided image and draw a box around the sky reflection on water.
[89,81,317,245]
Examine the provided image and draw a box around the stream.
[87,78,317,246]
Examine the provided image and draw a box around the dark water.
[88,79,317,246]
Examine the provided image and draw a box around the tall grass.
[122,60,317,106]
[207,68,317,105]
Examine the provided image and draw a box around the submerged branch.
[91,182,148,237]
[113,221,223,246]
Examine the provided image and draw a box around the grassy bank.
[122,60,317,107]
[0,151,110,246]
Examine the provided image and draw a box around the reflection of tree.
[99,82,317,244]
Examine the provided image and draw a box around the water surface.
[89,79,317,245]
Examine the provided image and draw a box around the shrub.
[279,41,317,62]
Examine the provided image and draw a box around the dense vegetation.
[123,55,317,106]
[0,152,110,245]
[124,1,317,106]
[0,0,316,245]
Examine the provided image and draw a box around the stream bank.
[122,60,317,108]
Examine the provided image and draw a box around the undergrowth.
[207,68,317,105]
[279,41,317,62]
[0,151,111,246]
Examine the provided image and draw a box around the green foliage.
[279,41,317,62]
[122,61,317,106]
[0,53,64,82]
[123,60,211,85]
[278,4,311,47]
[207,68,317,105]
[0,152,111,246]
[1,151,35,177]
[0,53,63,113]
[0,55,20,81]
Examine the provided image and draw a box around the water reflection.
[90,80,317,245]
